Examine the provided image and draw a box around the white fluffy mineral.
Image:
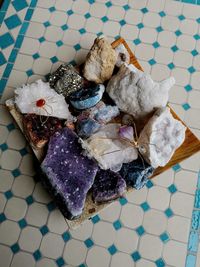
[138,107,186,168]
[106,64,175,120]
[15,79,73,120]
[83,37,117,84]
[81,123,138,172]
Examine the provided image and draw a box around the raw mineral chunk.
[106,63,175,120]
[92,169,126,203]
[81,123,138,172]
[120,157,154,190]
[138,107,186,168]
[15,79,73,120]
[48,64,84,98]
[23,114,63,149]
[69,84,105,110]
[41,127,98,219]
[76,118,101,138]
[83,37,117,83]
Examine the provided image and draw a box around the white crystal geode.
[15,79,73,120]
[138,107,186,168]
[106,64,175,120]
[83,37,117,84]
[81,123,138,172]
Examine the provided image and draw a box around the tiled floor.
[0,0,200,266]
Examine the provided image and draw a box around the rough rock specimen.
[76,101,119,138]
[138,107,186,168]
[41,127,98,219]
[81,123,138,172]
[15,79,73,120]
[23,114,63,149]
[92,169,126,203]
[76,118,101,138]
[48,64,83,98]
[70,84,105,110]
[83,37,117,83]
[115,44,130,67]
[106,64,175,120]
[120,157,154,190]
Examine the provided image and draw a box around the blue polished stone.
[76,118,101,138]
[70,84,105,110]
[120,157,154,190]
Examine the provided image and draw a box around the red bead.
[36,98,46,107]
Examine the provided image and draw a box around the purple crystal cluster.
[92,169,126,203]
[41,127,98,219]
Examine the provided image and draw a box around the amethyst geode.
[92,169,126,203]
[41,127,98,219]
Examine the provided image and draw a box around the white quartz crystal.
[115,44,130,67]
[106,64,175,120]
[138,107,186,168]
[15,79,73,120]
[81,123,138,172]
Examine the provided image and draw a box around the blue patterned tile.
[84,238,94,248]
[131,251,141,262]
[146,180,154,188]
[153,41,160,48]
[56,40,63,47]
[140,202,150,212]
[164,208,174,218]
[191,49,199,56]
[171,45,178,52]
[159,11,166,17]
[184,84,192,92]
[123,4,130,11]
[79,28,86,34]
[67,9,74,16]
[19,148,28,156]
[40,225,49,236]
[185,254,196,267]
[136,226,145,236]
[11,243,20,254]
[33,250,42,261]
[108,244,117,255]
[43,21,51,27]
[18,218,27,229]
[0,213,6,223]
[74,43,81,51]
[167,62,175,70]
[11,168,21,177]
[148,59,156,66]
[172,163,181,172]
[26,195,34,205]
[4,14,21,30]
[175,29,182,36]
[56,257,65,267]
[168,184,177,194]
[133,38,141,45]
[141,7,148,14]
[91,215,100,224]
[191,210,200,230]
[113,220,122,230]
[50,56,59,64]
[32,53,40,59]
[0,51,7,66]
[0,143,8,151]
[47,201,56,211]
[194,190,200,208]
[61,24,68,31]
[188,231,199,253]
[0,32,14,49]
[188,66,196,73]
[155,258,165,267]
[5,190,13,199]
[12,0,28,12]
[182,103,191,111]
[26,69,34,77]
[62,231,71,242]
[84,12,91,19]
[160,232,170,243]
[119,197,128,206]
[178,14,186,20]
[137,23,144,29]
[156,26,163,32]
[49,6,56,13]
[193,34,200,40]
[105,1,112,8]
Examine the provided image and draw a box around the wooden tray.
[6,38,200,229]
